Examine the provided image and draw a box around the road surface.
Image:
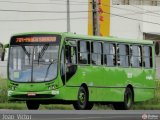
[0,110,159,120]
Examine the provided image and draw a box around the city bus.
[0,32,156,110]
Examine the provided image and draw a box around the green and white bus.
[0,32,156,110]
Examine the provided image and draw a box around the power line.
[0,17,87,22]
[0,10,160,27]
[0,1,160,18]
[0,0,87,5]
[130,5,160,16]
[0,5,159,18]
[0,2,160,26]
[0,9,89,13]
[102,4,160,17]
[0,0,56,5]
[106,12,160,26]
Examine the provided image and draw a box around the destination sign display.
[11,34,61,45]
[16,37,56,43]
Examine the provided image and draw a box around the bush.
[0,78,8,102]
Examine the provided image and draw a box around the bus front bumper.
[8,90,60,101]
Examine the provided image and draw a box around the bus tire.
[113,87,133,110]
[73,86,93,110]
[26,101,40,110]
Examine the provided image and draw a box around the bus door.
[60,40,77,85]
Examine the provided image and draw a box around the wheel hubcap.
[79,92,85,105]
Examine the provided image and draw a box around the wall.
[110,4,160,39]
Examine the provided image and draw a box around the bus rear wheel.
[26,101,40,110]
[73,86,93,110]
[113,87,133,110]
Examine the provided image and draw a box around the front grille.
[11,94,54,98]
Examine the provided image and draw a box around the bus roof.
[63,32,153,45]
[12,32,153,45]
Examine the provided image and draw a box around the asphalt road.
[0,110,159,120]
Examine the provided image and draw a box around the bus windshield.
[9,34,61,82]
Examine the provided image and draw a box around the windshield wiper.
[38,44,49,65]
[38,44,49,58]
[22,46,31,63]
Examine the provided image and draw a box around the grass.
[0,78,160,110]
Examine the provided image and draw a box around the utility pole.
[67,0,70,32]
[92,0,100,36]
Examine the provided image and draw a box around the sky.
[0,0,88,44]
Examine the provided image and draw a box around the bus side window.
[130,45,142,67]
[66,45,77,65]
[103,43,116,66]
[103,42,109,65]
[150,46,153,68]
[91,41,102,65]
[78,41,90,64]
[107,43,116,66]
[143,46,152,68]
[117,44,129,67]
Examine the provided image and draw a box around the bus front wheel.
[26,101,40,110]
[113,87,133,110]
[73,86,93,110]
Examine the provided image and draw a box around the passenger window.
[65,40,77,64]
[143,46,152,68]
[103,43,116,66]
[66,46,77,64]
[91,42,102,65]
[78,41,90,64]
[117,44,129,67]
[130,45,142,67]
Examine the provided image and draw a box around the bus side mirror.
[0,43,5,61]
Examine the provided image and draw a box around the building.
[112,0,160,6]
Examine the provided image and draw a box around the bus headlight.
[48,85,55,90]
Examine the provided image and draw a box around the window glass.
[103,43,116,66]
[66,45,77,64]
[103,43,109,65]
[91,42,102,65]
[78,41,90,64]
[130,45,142,67]
[9,45,59,82]
[143,46,152,68]
[117,44,129,67]
[79,41,87,52]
